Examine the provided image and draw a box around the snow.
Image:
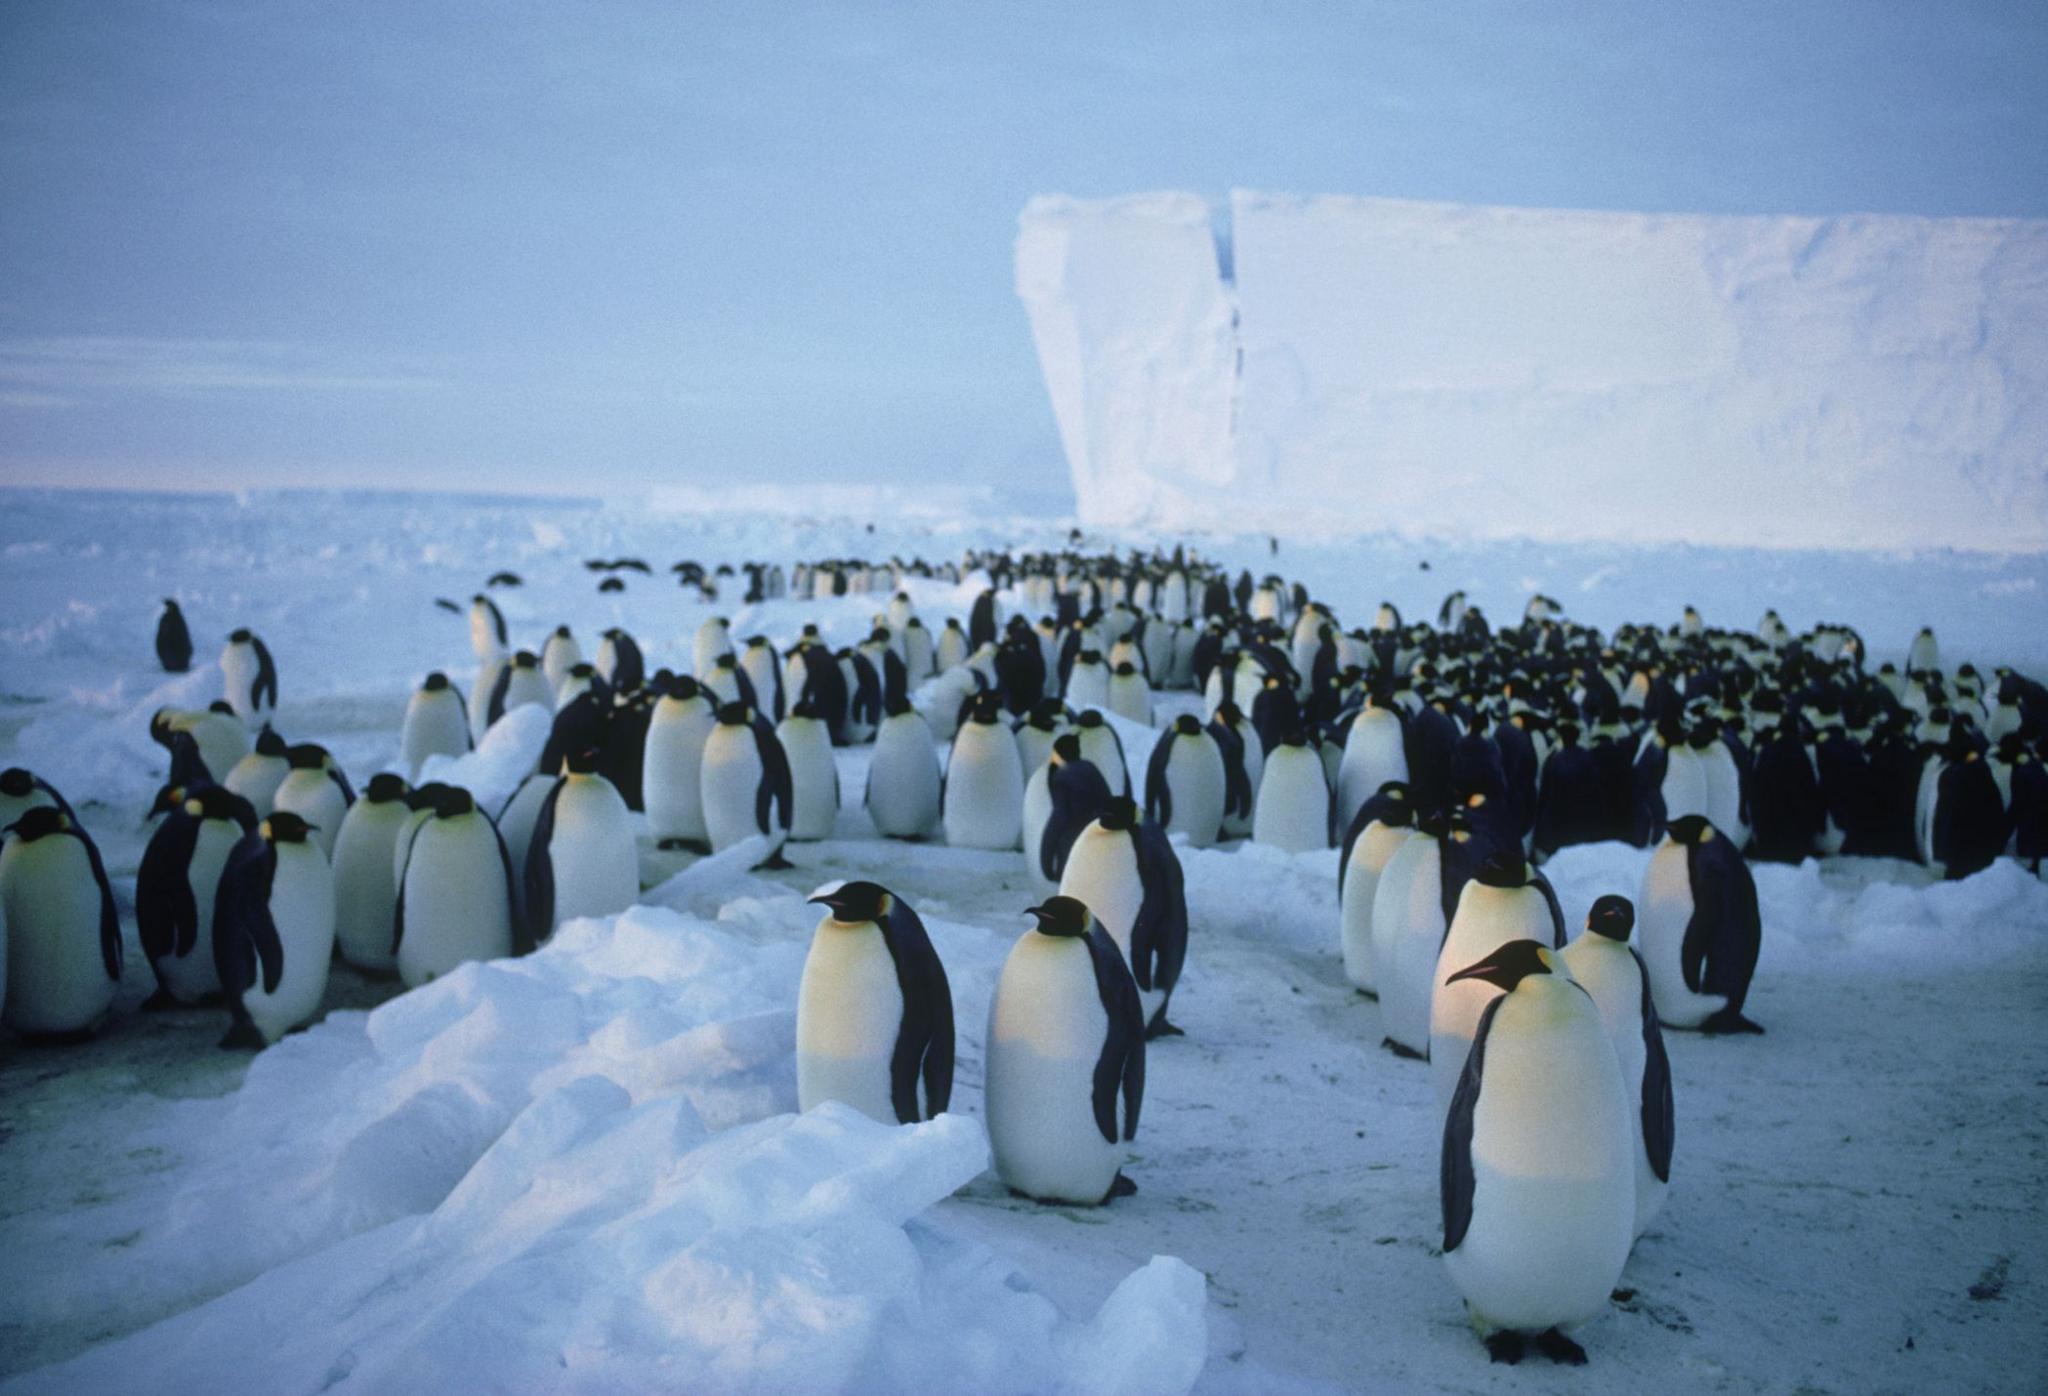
[1017,192,2048,550]
[1,486,2044,1393]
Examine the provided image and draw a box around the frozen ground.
[1,487,2044,1393]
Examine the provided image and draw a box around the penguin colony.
[2,557,2043,1369]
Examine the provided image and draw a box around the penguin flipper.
[1531,870,1568,948]
[1440,996,1501,1253]
[1143,734,1174,828]
[252,636,278,712]
[138,814,197,966]
[1084,927,1145,1145]
[1632,949,1676,1183]
[73,827,124,981]
[1699,1007,1765,1035]
[524,779,564,948]
[493,821,531,956]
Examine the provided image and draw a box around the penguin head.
[1214,701,1245,726]
[1586,895,1635,942]
[164,598,182,611]
[365,773,410,804]
[667,674,702,701]
[429,786,476,818]
[286,743,331,772]
[407,781,455,811]
[1172,714,1204,737]
[1075,709,1105,730]
[553,624,572,639]
[1445,938,1556,993]
[1474,848,1529,889]
[252,728,289,759]
[1050,733,1082,766]
[1098,797,1139,833]
[1114,661,1138,677]
[1025,896,1094,939]
[229,628,253,644]
[563,748,606,774]
[149,781,188,816]
[0,767,34,798]
[808,880,893,925]
[715,702,751,727]
[422,671,451,693]
[261,811,315,844]
[1665,814,1716,846]
[747,635,773,651]
[6,805,71,842]
[209,700,237,716]
[512,650,539,669]
[968,692,1003,724]
[1025,699,1068,732]
[713,653,738,672]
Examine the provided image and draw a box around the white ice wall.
[1017,191,2048,551]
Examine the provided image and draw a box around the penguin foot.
[1382,1037,1427,1061]
[1700,1009,1765,1035]
[1483,1332,1526,1365]
[1105,1172,1139,1202]
[1354,988,1379,1000]
[758,852,794,871]
[139,989,185,1013]
[218,1020,266,1051]
[1533,1329,1587,1365]
[1145,1017,1184,1040]
[14,1025,102,1047]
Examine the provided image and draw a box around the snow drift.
[1016,192,2048,550]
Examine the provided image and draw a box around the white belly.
[242,846,335,1043]
[1637,840,1723,1028]
[985,933,1122,1203]
[1162,742,1226,849]
[1336,712,1408,832]
[546,780,639,925]
[943,730,1024,850]
[1340,820,1407,991]
[402,690,470,778]
[1431,883,1558,1114]
[867,714,942,838]
[701,729,778,855]
[333,802,408,972]
[643,701,714,842]
[1700,747,1744,843]
[1253,749,1330,852]
[1378,834,1446,1055]
[273,774,348,859]
[221,648,264,722]
[1065,665,1110,711]
[796,922,906,1124]
[398,817,514,987]
[224,756,289,818]
[1660,749,1710,825]
[780,720,840,840]
[1,838,116,1035]
[1020,764,1055,894]
[1560,936,1666,1238]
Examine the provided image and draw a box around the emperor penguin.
[739,636,785,722]
[935,617,970,673]
[1658,725,1711,826]
[1253,731,1333,852]
[1,807,120,1038]
[1143,714,1227,849]
[643,674,718,850]
[1071,708,1130,797]
[1637,814,1764,1033]
[1212,704,1263,838]
[330,773,412,974]
[213,811,334,1048]
[693,616,735,680]
[524,751,640,943]
[699,703,794,865]
[1377,810,1483,1059]
[1337,781,1413,994]
[595,627,645,694]
[1033,734,1117,891]
[151,705,252,788]
[942,693,1025,851]
[1336,691,1410,833]
[865,695,942,839]
[271,743,354,859]
[554,662,599,713]
[0,767,73,845]
[1014,699,1072,779]
[401,672,471,777]
[1560,896,1675,1239]
[222,728,292,818]
[1440,940,1636,1366]
[137,783,257,1005]
[397,785,520,986]
[486,650,554,729]
[902,616,936,685]
[984,897,1145,1205]
[1429,848,1566,1116]
[1908,626,1940,674]
[219,628,278,727]
[1928,730,2009,880]
[1107,662,1153,726]
[797,881,955,1124]
[156,599,193,672]
[778,699,841,840]
[541,625,581,695]
[1056,797,1188,1038]
[1064,650,1112,711]
[469,593,508,662]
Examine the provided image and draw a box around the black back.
[213,831,283,1009]
[1128,820,1189,1031]
[1084,924,1146,1146]
[1041,757,1114,883]
[1440,991,1499,1252]
[1683,831,1762,1014]
[751,713,795,836]
[876,897,957,1122]
[1633,946,1675,1183]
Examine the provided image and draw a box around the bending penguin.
[1636,814,1764,1033]
[137,783,257,1006]
[984,896,1145,1205]
[1559,895,1675,1239]
[797,880,955,1124]
[213,810,334,1048]
[1056,796,1189,1038]
[1440,940,1635,1365]
[1,806,121,1039]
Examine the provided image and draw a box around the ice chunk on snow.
[415,698,551,811]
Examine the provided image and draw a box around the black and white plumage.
[797,881,955,1125]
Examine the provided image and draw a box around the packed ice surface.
[1017,191,2048,549]
[1,486,2044,1393]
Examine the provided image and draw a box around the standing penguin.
[1070,709,1130,798]
[797,881,955,1124]
[1034,734,1117,890]
[778,699,841,841]
[643,675,719,851]
[1429,848,1566,1115]
[1441,940,1636,1365]
[693,616,734,680]
[865,696,942,839]
[1143,714,1228,849]
[1208,705,1258,840]
[698,703,793,866]
[1637,814,1764,1033]
[524,751,639,944]
[1337,780,1413,994]
[1056,796,1189,1038]
[1560,896,1675,1239]
[1377,809,1485,1059]
[943,693,1025,851]
[223,728,292,817]
[984,897,1145,1205]
[1,807,121,1038]
[1253,732,1332,852]
[401,672,471,777]
[219,628,278,727]
[1335,691,1409,833]
[0,766,74,840]
[213,811,334,1048]
[271,743,354,859]
[156,599,194,672]
[137,783,257,1006]
[541,625,582,696]
[486,651,554,729]
[397,785,520,987]
[330,773,412,975]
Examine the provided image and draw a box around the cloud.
[0,337,442,397]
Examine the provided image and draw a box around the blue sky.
[3,1,2044,503]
